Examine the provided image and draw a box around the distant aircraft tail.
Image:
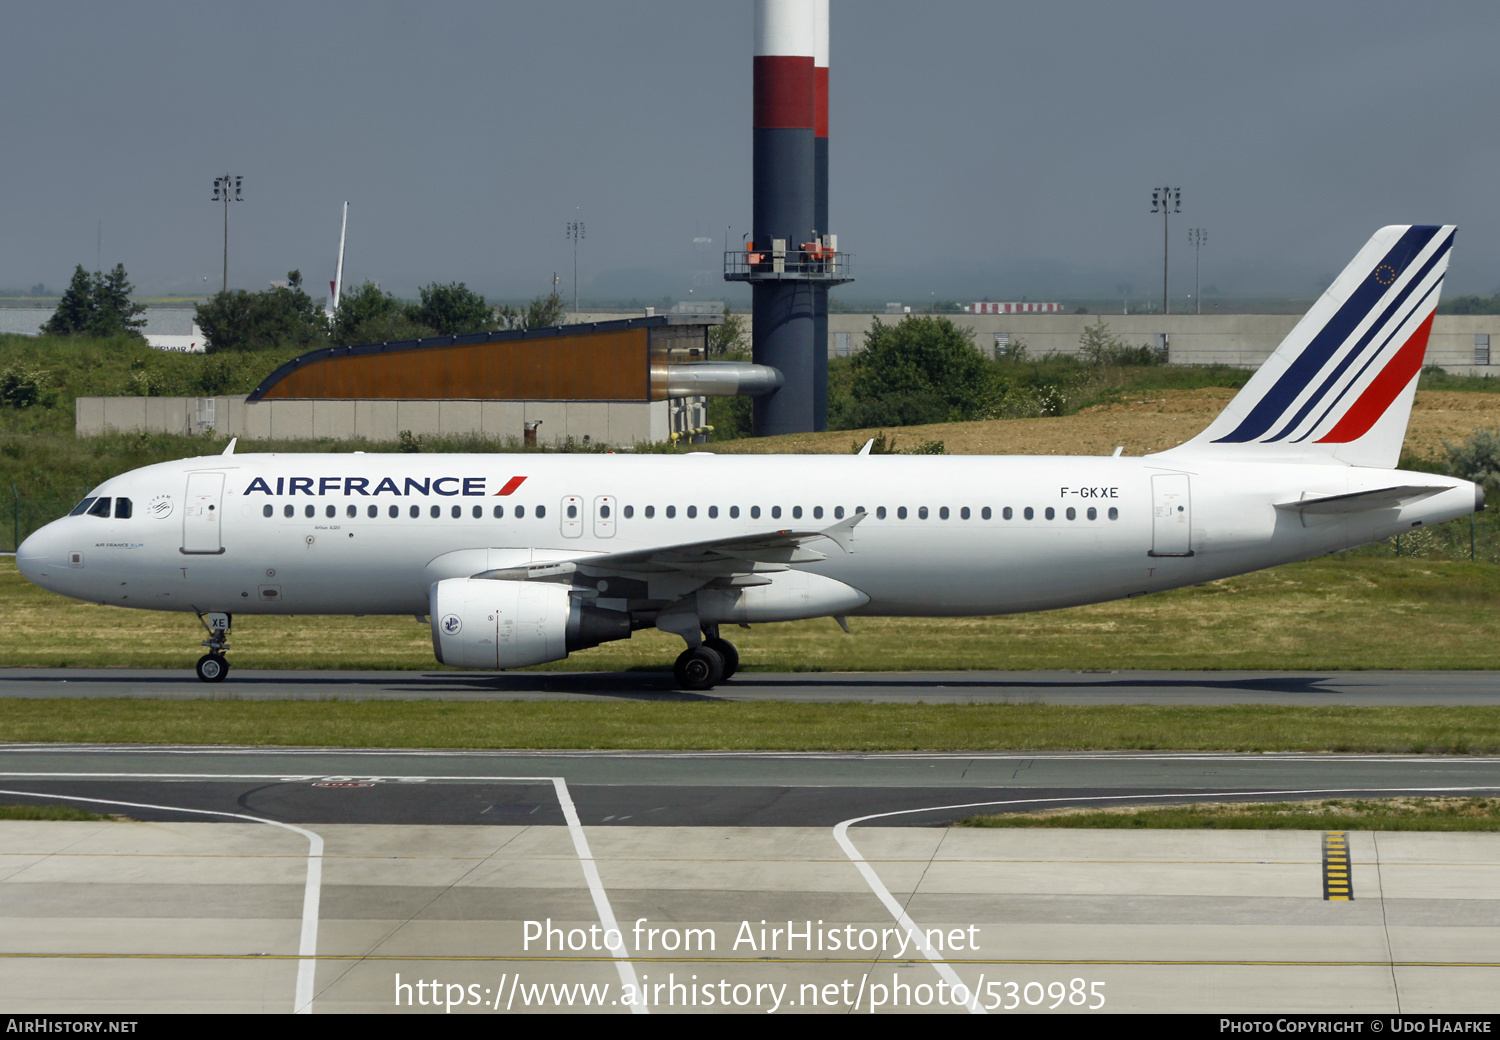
[1157,224,1455,469]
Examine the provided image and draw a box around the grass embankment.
[0,804,114,821]
[961,797,1500,830]
[3,554,1499,671]
[1,700,1498,752]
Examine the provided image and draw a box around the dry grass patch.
[962,796,1500,830]
[709,389,1500,461]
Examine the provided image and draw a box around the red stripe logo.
[1316,311,1435,444]
[495,476,527,496]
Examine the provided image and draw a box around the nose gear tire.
[195,654,229,683]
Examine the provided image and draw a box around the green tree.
[410,281,495,335]
[495,291,567,331]
[842,315,994,427]
[195,279,327,352]
[41,264,146,340]
[41,267,96,336]
[90,264,148,338]
[331,281,431,346]
[708,305,748,359]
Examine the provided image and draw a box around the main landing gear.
[672,624,740,691]
[194,611,232,683]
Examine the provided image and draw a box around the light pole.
[1151,186,1180,315]
[212,174,243,293]
[1188,228,1207,315]
[565,220,585,314]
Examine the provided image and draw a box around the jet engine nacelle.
[430,577,630,669]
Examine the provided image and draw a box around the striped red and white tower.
[811,0,830,430]
[727,0,849,435]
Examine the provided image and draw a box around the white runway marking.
[0,772,646,1015]
[0,786,325,1014]
[833,784,1500,1016]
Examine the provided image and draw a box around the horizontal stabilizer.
[1275,485,1449,515]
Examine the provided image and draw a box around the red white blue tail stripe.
[1164,225,1454,468]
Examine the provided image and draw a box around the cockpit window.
[114,498,132,519]
[86,497,113,518]
[69,497,97,517]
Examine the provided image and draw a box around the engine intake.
[430,577,630,669]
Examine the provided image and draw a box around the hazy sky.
[3,1,1498,303]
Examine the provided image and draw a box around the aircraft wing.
[1275,485,1451,515]
[470,511,867,600]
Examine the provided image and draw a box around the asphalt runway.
[2,746,1499,826]
[4,747,1500,1013]
[3,667,1500,704]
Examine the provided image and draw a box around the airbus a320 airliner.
[17,226,1482,689]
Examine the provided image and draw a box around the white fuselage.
[15,451,1479,620]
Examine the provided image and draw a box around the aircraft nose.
[16,524,60,587]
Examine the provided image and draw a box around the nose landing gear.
[194,611,232,683]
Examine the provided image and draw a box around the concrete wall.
[582,309,1500,372]
[827,313,1500,371]
[76,397,672,446]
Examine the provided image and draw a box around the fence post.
[11,485,16,554]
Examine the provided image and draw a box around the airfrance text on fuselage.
[243,476,525,498]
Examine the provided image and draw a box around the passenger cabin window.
[813,506,823,519]
[897,507,908,519]
[472,505,482,519]
[536,505,546,518]
[493,505,504,519]
[409,505,420,519]
[326,504,337,518]
[876,507,886,519]
[686,506,697,518]
[515,505,526,519]
[1108,507,1119,520]
[939,507,949,520]
[918,507,929,520]
[284,504,294,518]
[451,505,461,519]
[1023,507,1033,520]
[87,497,112,518]
[793,506,802,519]
[707,506,717,519]
[263,504,273,518]
[623,505,633,519]
[750,506,760,519]
[959,507,969,520]
[430,505,441,519]
[771,506,782,519]
[114,498,132,519]
[1066,507,1076,520]
[983,507,992,520]
[729,506,739,519]
[1087,507,1097,520]
[644,506,654,518]
[666,505,677,518]
[1045,507,1055,520]
[346,504,357,518]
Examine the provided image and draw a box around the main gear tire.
[673,646,725,690]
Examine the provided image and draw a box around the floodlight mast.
[565,220,585,315]
[212,174,244,294]
[1151,186,1180,314]
[1188,227,1207,315]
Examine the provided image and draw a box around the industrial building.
[75,315,783,443]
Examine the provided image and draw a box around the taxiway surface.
[3,668,1499,704]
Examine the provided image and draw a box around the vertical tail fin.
[1159,224,1455,468]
